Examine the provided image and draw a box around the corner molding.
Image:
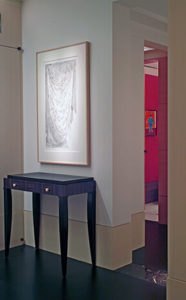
[132,7,168,24]
[130,7,168,33]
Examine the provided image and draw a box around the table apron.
[4,178,96,197]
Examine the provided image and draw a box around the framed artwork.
[36,42,90,165]
[145,110,157,136]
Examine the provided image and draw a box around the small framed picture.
[145,110,157,136]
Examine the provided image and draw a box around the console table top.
[7,172,94,185]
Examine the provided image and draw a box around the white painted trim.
[131,10,168,33]
[132,7,168,24]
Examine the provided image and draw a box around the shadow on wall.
[40,185,112,226]
[96,187,112,226]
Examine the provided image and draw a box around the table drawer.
[25,181,38,192]
[41,183,54,195]
[10,179,25,190]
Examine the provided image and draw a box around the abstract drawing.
[45,59,77,148]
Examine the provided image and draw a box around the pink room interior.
[144,52,168,225]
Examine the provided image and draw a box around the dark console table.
[3,172,96,277]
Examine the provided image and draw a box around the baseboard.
[0,212,24,250]
[132,247,145,265]
[24,210,145,270]
[131,211,145,250]
[167,277,186,300]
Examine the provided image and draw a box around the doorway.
[116,40,168,287]
[144,42,168,280]
[144,42,168,226]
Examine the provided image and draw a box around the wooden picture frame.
[36,42,90,165]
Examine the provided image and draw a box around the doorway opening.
[144,41,168,226]
[117,41,168,286]
[144,41,168,283]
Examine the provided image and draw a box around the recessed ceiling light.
[144,46,154,52]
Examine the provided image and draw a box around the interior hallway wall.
[22,0,118,269]
[0,0,23,249]
[22,0,168,270]
[168,0,186,298]
[22,0,113,226]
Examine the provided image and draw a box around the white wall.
[168,0,186,298]
[22,0,168,230]
[0,0,23,249]
[22,0,113,226]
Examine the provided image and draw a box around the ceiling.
[118,0,168,18]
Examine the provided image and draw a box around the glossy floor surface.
[0,246,166,300]
[145,220,167,271]
[117,221,167,287]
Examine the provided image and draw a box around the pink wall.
[145,74,159,183]
[158,57,168,225]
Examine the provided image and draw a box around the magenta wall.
[145,74,159,183]
[144,57,168,224]
[158,57,168,225]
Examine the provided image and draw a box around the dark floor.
[0,245,165,300]
[145,220,167,271]
[117,221,167,287]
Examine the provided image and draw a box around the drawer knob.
[45,187,50,192]
[13,183,17,187]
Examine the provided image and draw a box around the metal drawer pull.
[12,183,17,187]
[45,187,50,192]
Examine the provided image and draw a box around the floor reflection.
[117,220,167,287]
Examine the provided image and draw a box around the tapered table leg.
[4,188,12,257]
[32,193,41,249]
[87,191,96,266]
[59,197,68,277]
